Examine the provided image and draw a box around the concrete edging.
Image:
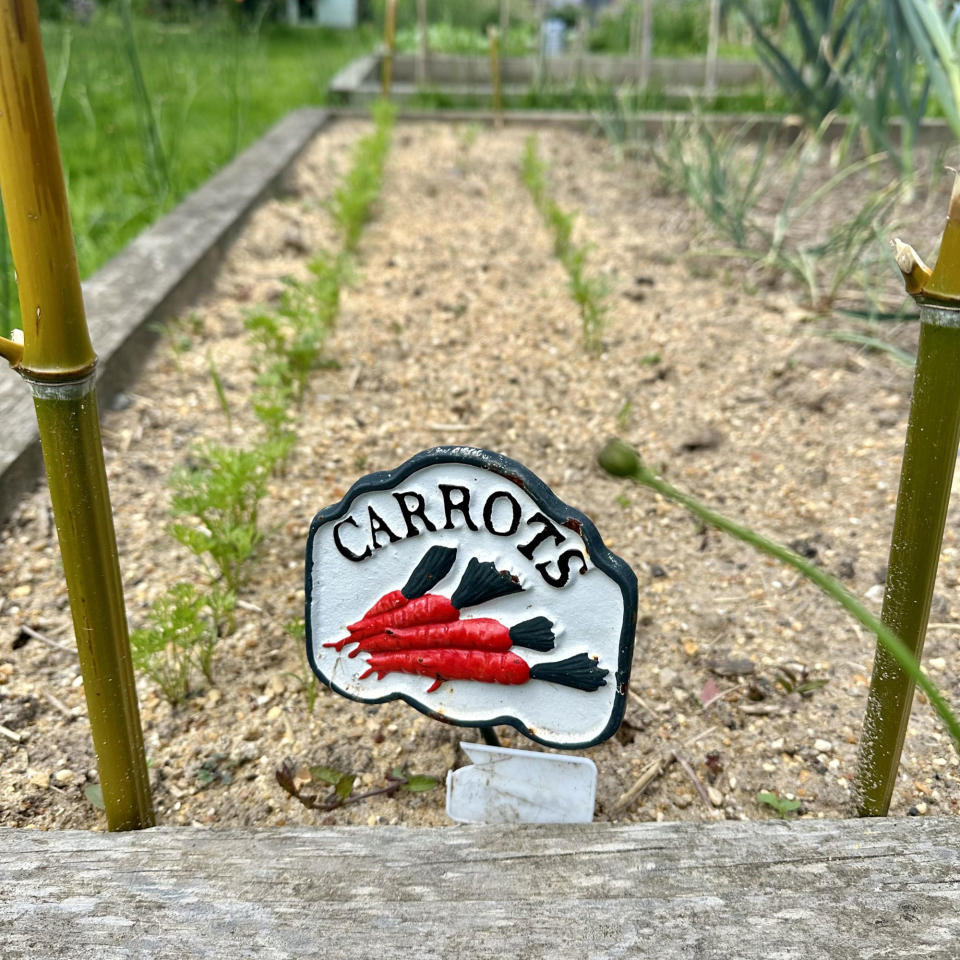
[0,107,332,527]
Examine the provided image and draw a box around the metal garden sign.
[306,447,638,749]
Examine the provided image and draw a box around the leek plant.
[900,0,960,142]
[730,0,931,179]
[646,117,902,314]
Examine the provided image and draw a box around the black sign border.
[305,446,638,750]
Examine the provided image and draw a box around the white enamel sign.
[305,447,638,749]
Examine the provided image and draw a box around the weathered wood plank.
[1,818,958,958]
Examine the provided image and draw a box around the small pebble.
[53,769,75,785]
[28,769,50,790]
[707,786,723,808]
[814,739,833,753]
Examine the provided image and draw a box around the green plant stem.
[604,446,960,753]
[33,382,155,830]
[854,309,960,815]
[118,0,170,199]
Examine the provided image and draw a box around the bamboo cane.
[854,175,960,816]
[415,0,428,88]
[705,0,720,97]
[0,0,154,831]
[382,0,397,98]
[488,26,503,127]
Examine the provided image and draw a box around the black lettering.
[368,506,402,549]
[333,516,372,562]
[392,491,438,539]
[536,549,588,588]
[483,491,521,537]
[517,511,565,560]
[438,484,479,531]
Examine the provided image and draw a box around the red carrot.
[346,593,459,640]
[359,649,609,694]
[347,557,522,640]
[361,589,407,619]
[360,545,457,618]
[360,649,531,692]
[324,631,392,654]
[341,619,510,657]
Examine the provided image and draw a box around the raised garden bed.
[0,114,958,834]
[330,51,762,104]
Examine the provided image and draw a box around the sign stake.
[0,0,154,831]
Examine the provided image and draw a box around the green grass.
[0,12,373,337]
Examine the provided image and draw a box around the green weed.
[276,758,439,812]
[756,790,802,819]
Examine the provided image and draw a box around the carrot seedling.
[521,136,608,352]
[130,582,234,704]
[169,441,284,593]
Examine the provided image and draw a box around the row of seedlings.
[131,102,396,704]
[521,135,609,353]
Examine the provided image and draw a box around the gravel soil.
[1,118,959,830]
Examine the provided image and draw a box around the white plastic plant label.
[446,742,597,824]
[305,446,638,749]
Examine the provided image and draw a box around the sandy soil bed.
[1,118,958,830]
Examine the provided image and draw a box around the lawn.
[0,12,373,336]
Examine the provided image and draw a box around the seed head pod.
[597,438,641,478]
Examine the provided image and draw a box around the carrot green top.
[0,0,94,380]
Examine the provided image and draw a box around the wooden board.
[1,817,958,958]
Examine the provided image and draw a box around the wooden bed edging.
[0,107,331,527]
[1,817,957,958]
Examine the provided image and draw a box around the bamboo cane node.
[22,368,97,400]
[920,305,960,328]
